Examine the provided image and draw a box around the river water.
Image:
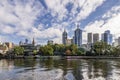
[0,58,120,80]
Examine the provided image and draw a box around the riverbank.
[1,55,120,59]
[65,56,120,59]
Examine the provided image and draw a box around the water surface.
[0,58,120,80]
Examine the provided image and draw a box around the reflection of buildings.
[0,60,14,72]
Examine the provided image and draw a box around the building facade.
[103,30,113,45]
[5,42,14,50]
[62,30,67,45]
[74,25,82,47]
[93,33,99,43]
[87,33,92,44]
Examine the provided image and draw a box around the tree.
[93,41,111,56]
[111,46,120,56]
[13,46,24,55]
[39,45,53,56]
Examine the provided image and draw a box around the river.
[0,58,120,80]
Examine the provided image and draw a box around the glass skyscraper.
[74,25,82,47]
[62,29,67,45]
[104,30,113,45]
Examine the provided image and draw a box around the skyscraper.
[93,33,99,43]
[103,30,113,45]
[101,33,104,41]
[62,29,67,45]
[32,38,35,46]
[87,33,92,44]
[74,24,82,47]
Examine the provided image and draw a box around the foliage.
[93,41,111,56]
[13,46,24,55]
[111,46,120,56]
[39,45,54,56]
[33,50,38,55]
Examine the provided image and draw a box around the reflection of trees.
[40,58,54,69]
[2,59,120,80]
[14,59,36,67]
[88,60,108,78]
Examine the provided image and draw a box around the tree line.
[7,41,120,56]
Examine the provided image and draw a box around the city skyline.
[0,0,120,44]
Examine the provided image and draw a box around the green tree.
[13,46,24,55]
[111,46,120,56]
[39,45,53,56]
[93,41,111,56]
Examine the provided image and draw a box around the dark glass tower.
[74,24,82,47]
[104,30,113,45]
[62,29,67,45]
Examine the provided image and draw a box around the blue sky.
[0,0,120,44]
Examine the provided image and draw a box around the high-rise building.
[32,38,35,46]
[73,36,75,44]
[118,37,120,45]
[87,33,92,44]
[101,33,104,41]
[103,30,113,45]
[93,33,99,43]
[74,24,82,47]
[62,29,67,45]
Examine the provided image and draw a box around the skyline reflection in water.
[0,58,120,80]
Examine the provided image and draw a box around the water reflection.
[0,58,120,80]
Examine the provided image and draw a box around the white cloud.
[84,5,120,43]
[75,0,105,21]
[0,0,119,45]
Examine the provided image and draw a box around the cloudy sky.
[0,0,120,44]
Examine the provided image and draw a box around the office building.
[62,29,67,45]
[74,24,82,47]
[103,30,113,45]
[5,42,14,50]
[118,37,120,46]
[93,33,99,43]
[87,33,92,44]
[101,33,104,41]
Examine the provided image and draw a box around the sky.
[0,0,120,45]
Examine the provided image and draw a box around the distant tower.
[103,30,113,45]
[25,39,28,44]
[19,41,22,45]
[74,24,82,47]
[87,33,92,44]
[93,33,99,43]
[62,29,67,45]
[32,38,35,46]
